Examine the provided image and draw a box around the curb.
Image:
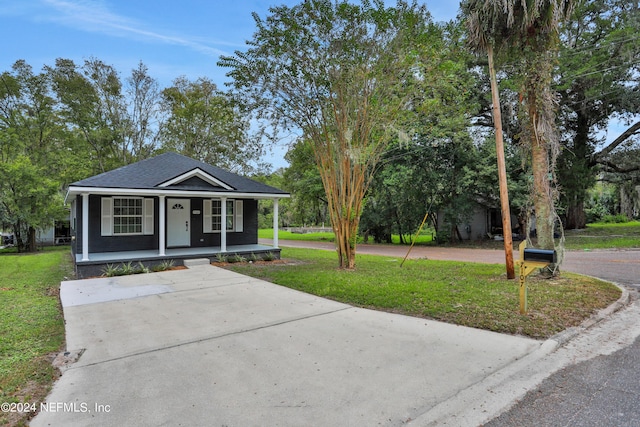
[545,281,631,352]
[408,281,632,427]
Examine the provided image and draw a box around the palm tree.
[462,0,576,257]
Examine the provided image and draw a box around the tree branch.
[592,120,640,164]
[596,159,640,174]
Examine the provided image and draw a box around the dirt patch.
[215,258,306,267]
[3,354,63,427]
[52,349,85,373]
[45,286,60,297]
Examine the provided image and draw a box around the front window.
[113,197,143,234]
[210,199,235,231]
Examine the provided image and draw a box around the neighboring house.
[65,152,289,278]
[37,220,72,246]
[436,204,522,241]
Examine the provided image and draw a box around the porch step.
[183,258,211,268]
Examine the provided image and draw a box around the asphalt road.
[485,333,640,427]
[263,239,640,287]
[267,239,640,426]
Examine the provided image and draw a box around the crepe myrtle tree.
[219,0,431,269]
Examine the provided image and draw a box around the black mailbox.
[523,248,557,263]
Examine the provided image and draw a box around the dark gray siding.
[188,198,258,247]
[89,195,159,253]
[77,195,258,254]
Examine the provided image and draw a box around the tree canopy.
[220,0,433,268]
[557,0,640,228]
[0,59,265,251]
[1,0,638,255]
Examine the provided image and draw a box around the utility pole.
[487,45,515,279]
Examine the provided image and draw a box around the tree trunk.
[334,216,358,269]
[523,66,555,251]
[324,161,362,270]
[531,120,555,250]
[14,223,25,253]
[27,226,37,252]
[620,184,640,219]
[560,111,592,230]
[565,200,586,229]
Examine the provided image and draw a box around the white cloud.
[39,0,230,57]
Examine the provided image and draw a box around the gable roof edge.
[158,168,234,190]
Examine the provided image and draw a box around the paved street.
[262,239,640,287]
[486,334,640,427]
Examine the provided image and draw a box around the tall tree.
[557,0,640,228]
[219,0,430,269]
[363,19,485,245]
[125,62,162,161]
[0,61,66,251]
[48,58,127,173]
[159,76,261,174]
[461,0,576,256]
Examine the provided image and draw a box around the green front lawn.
[564,221,640,250]
[0,247,73,427]
[228,247,621,340]
[264,220,640,250]
[260,228,434,245]
[259,228,336,242]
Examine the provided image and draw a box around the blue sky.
[0,0,460,169]
[0,1,633,170]
[0,0,460,88]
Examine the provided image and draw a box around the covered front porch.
[73,243,280,279]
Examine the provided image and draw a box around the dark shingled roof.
[70,152,288,195]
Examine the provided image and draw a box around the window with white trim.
[113,197,143,234]
[101,197,154,236]
[203,199,243,233]
[211,199,222,231]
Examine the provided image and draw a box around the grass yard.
[0,247,73,427]
[228,247,621,340]
[259,228,434,245]
[263,221,640,250]
[564,221,640,250]
[259,228,336,242]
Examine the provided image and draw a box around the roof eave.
[65,186,290,203]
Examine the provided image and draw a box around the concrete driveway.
[32,262,544,427]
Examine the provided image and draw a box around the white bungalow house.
[65,152,289,278]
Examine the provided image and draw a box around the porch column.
[81,193,89,261]
[220,197,227,252]
[158,195,166,256]
[273,198,279,249]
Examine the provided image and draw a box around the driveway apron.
[32,264,540,427]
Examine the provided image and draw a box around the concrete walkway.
[32,263,547,427]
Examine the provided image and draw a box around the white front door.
[167,199,190,247]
